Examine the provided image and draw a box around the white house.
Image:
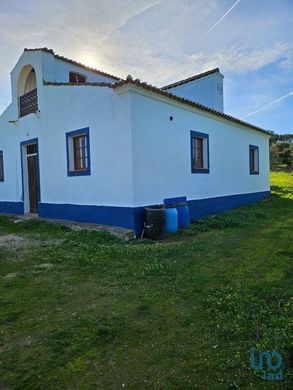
[0,48,270,236]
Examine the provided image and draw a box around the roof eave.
[24,47,121,81]
[113,81,270,136]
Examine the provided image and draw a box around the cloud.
[0,0,292,128]
[132,41,292,86]
[242,91,293,118]
[0,0,290,82]
[196,41,292,73]
[279,51,293,72]
[82,0,292,85]
[206,0,241,35]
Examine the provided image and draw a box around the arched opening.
[24,69,37,94]
[18,65,38,117]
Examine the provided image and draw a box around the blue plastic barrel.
[165,205,178,233]
[176,202,190,228]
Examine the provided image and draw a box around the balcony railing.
[19,88,38,117]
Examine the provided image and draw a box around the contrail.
[242,91,293,118]
[206,0,241,35]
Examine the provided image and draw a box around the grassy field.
[0,172,292,389]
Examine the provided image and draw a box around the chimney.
[162,68,224,112]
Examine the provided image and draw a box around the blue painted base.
[38,203,136,230]
[0,202,24,215]
[0,191,271,238]
[188,191,270,220]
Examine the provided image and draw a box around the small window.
[26,144,37,155]
[190,131,209,173]
[66,128,90,176]
[69,72,86,83]
[249,145,259,174]
[0,151,4,181]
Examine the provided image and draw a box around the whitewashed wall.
[41,85,133,206]
[125,86,270,207]
[52,57,117,83]
[0,50,133,208]
[0,50,270,218]
[0,88,133,207]
[0,104,44,205]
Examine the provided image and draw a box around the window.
[73,136,88,170]
[0,151,3,181]
[18,66,38,118]
[26,144,37,155]
[249,145,259,174]
[69,72,86,83]
[66,128,91,176]
[190,131,209,173]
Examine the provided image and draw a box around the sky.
[0,0,292,133]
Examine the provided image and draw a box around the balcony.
[19,88,38,117]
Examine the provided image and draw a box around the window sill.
[250,171,259,175]
[19,111,38,118]
[67,169,91,177]
[191,168,210,174]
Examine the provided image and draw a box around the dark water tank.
[145,205,166,240]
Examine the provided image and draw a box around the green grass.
[0,172,292,389]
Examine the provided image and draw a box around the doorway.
[21,139,40,214]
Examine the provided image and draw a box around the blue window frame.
[66,127,91,176]
[249,145,259,175]
[0,151,4,181]
[190,131,210,173]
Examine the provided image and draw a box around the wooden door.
[27,153,39,213]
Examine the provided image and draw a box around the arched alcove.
[18,65,38,117]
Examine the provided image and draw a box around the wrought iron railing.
[19,88,38,117]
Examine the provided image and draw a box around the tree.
[269,143,279,169]
[279,148,293,167]
[270,132,293,144]
[270,132,293,170]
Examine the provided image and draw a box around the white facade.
[127,87,269,206]
[0,49,270,235]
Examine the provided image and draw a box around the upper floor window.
[190,131,210,173]
[18,66,38,117]
[0,151,4,182]
[66,128,91,176]
[249,145,259,175]
[69,72,87,83]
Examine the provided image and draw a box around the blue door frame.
[20,138,41,213]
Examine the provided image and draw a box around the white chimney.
[162,68,224,112]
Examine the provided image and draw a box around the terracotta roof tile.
[113,77,270,135]
[43,81,115,87]
[27,48,268,135]
[24,48,120,81]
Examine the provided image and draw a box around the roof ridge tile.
[162,68,221,90]
[113,78,269,135]
[43,81,115,87]
[24,47,120,81]
[24,49,268,135]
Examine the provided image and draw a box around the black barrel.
[145,205,166,240]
